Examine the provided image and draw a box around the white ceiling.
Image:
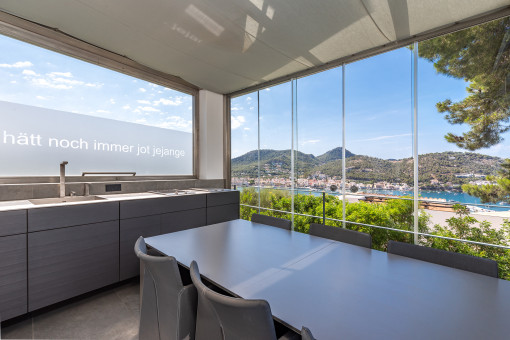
[0,0,508,94]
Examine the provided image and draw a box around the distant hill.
[232,149,503,186]
[232,148,354,177]
[316,147,354,163]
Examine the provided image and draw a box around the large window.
[0,34,194,176]
[231,17,510,280]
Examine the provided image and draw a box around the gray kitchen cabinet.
[0,209,27,236]
[120,195,206,219]
[0,234,27,321]
[119,215,160,280]
[206,204,240,225]
[206,191,240,207]
[28,220,119,311]
[28,201,118,232]
[161,208,206,234]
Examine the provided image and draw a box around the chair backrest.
[309,223,372,248]
[135,237,196,340]
[301,326,316,340]
[190,261,278,340]
[387,240,499,278]
[251,213,292,231]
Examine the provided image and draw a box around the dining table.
[145,219,510,340]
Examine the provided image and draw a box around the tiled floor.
[0,279,140,340]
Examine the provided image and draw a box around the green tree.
[462,159,510,203]
[426,205,510,280]
[418,17,510,150]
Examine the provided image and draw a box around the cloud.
[85,83,103,88]
[96,109,110,114]
[153,97,183,106]
[231,107,241,111]
[244,127,251,131]
[231,115,246,129]
[36,95,46,100]
[22,69,38,76]
[138,106,160,112]
[109,98,116,104]
[246,96,252,101]
[137,100,151,105]
[0,61,33,68]
[48,71,72,78]
[155,116,192,131]
[139,88,147,93]
[122,105,131,110]
[31,78,72,90]
[353,133,411,143]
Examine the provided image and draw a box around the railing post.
[323,191,326,225]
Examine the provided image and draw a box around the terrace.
[0,1,509,339]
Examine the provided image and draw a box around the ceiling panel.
[0,0,508,94]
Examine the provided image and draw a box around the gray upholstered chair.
[309,223,372,248]
[387,240,499,278]
[134,237,198,340]
[251,213,292,231]
[190,261,311,340]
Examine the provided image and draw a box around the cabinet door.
[161,208,206,234]
[28,201,118,232]
[206,204,239,225]
[0,234,27,321]
[120,215,160,280]
[28,221,119,311]
[120,195,206,219]
[207,191,240,207]
[0,210,27,236]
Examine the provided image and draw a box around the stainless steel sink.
[29,196,106,205]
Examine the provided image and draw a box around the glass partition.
[231,16,510,280]
[258,82,293,219]
[344,47,416,249]
[294,68,342,233]
[231,93,259,219]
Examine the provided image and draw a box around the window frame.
[0,11,200,179]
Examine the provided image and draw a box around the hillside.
[232,149,503,186]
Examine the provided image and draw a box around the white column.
[198,90,225,180]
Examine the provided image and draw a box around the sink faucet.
[60,161,68,197]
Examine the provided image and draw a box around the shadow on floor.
[1,279,140,340]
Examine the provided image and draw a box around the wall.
[198,90,225,180]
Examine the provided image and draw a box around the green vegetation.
[240,188,510,280]
[462,159,510,203]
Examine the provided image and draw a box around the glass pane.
[417,16,510,273]
[345,47,415,250]
[295,68,343,233]
[259,82,292,218]
[0,34,193,176]
[231,92,259,220]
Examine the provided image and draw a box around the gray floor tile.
[1,318,33,340]
[32,284,139,340]
[115,281,140,313]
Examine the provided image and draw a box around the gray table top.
[146,219,510,340]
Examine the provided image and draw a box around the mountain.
[232,149,504,186]
[316,147,354,163]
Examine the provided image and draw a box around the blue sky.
[0,34,193,133]
[231,47,510,159]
